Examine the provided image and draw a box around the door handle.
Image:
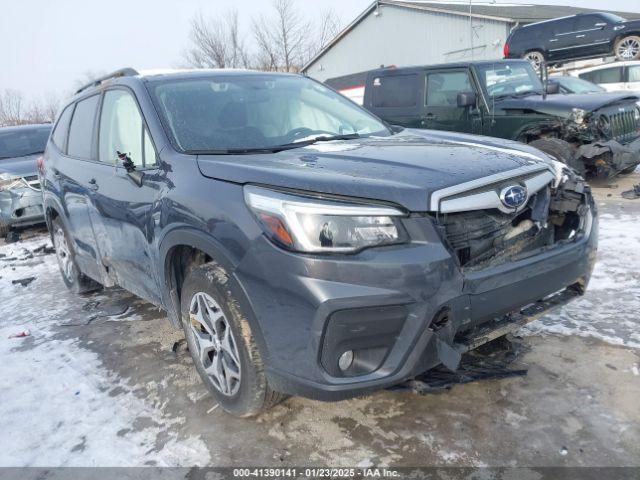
[549,39,558,42]
[576,34,586,38]
[88,178,99,191]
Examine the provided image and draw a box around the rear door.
[53,94,104,280]
[547,17,578,60]
[88,88,163,304]
[422,69,482,134]
[365,72,424,128]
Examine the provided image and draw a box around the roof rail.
[75,67,139,94]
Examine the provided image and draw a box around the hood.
[196,130,553,211]
[498,92,640,117]
[0,153,40,178]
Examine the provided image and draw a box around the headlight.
[244,186,407,253]
[570,108,586,125]
[0,173,25,192]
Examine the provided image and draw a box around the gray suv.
[41,68,597,417]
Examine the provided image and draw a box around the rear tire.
[51,217,101,294]
[615,36,640,61]
[180,262,286,417]
[529,138,583,174]
[523,50,545,71]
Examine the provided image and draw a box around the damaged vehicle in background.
[329,59,640,177]
[41,68,597,417]
[0,124,51,237]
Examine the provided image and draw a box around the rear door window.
[67,95,100,159]
[552,17,575,35]
[580,67,623,84]
[99,89,156,167]
[426,71,473,107]
[51,105,74,152]
[371,74,419,108]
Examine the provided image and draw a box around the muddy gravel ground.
[0,172,639,469]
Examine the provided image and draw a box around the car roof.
[572,60,640,74]
[0,123,51,132]
[370,59,531,75]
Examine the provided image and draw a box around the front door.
[570,14,610,58]
[422,69,482,134]
[87,88,163,304]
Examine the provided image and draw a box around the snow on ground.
[522,212,640,349]
[0,208,637,466]
[0,236,210,467]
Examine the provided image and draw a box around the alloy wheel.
[189,292,242,396]
[524,51,544,71]
[54,227,75,282]
[617,37,640,60]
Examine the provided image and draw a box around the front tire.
[615,36,640,61]
[529,138,583,175]
[180,262,286,417]
[51,218,101,294]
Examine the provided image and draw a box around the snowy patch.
[0,236,211,467]
[521,213,640,349]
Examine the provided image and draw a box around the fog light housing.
[338,350,354,371]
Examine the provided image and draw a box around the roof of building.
[303,1,640,72]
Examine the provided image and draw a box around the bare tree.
[304,8,341,64]
[185,10,249,69]
[0,89,25,126]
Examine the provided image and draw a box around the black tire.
[51,217,101,294]
[180,262,286,417]
[615,35,640,61]
[529,138,583,174]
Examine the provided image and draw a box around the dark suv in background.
[505,12,640,68]
[42,68,597,417]
[329,60,640,177]
[0,124,50,237]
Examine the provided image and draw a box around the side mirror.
[546,81,560,95]
[457,92,477,108]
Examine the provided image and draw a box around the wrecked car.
[42,68,597,417]
[328,59,640,177]
[0,124,50,237]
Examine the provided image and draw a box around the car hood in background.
[0,153,40,178]
[196,130,552,211]
[498,92,640,117]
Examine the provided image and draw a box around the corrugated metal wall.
[305,5,513,82]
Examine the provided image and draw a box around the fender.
[158,227,270,361]
[42,193,70,241]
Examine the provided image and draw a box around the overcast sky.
[2,0,640,101]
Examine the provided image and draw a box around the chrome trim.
[429,164,549,213]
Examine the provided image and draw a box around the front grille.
[437,180,588,271]
[609,110,639,143]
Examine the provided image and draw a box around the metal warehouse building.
[302,0,640,82]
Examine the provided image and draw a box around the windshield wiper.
[187,134,362,156]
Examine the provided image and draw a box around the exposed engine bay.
[436,171,591,271]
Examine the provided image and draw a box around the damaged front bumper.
[233,186,598,401]
[0,187,45,231]
[577,137,640,177]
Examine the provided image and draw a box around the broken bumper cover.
[577,137,640,176]
[0,187,45,230]
[234,195,598,401]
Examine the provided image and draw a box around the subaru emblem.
[500,185,528,209]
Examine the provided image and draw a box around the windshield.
[555,76,604,94]
[476,63,544,99]
[0,126,50,159]
[148,74,391,153]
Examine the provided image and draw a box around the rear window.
[67,95,100,159]
[371,74,419,108]
[51,105,74,151]
[0,126,51,160]
[580,67,623,84]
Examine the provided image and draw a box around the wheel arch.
[158,228,269,361]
